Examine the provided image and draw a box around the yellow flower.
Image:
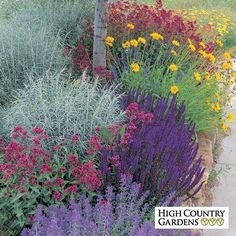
[150,32,164,41]
[127,23,135,30]
[199,41,207,49]
[222,123,229,132]
[207,53,216,63]
[211,102,221,112]
[222,62,231,70]
[137,37,146,44]
[170,85,180,94]
[169,64,178,71]
[216,39,223,47]
[130,39,138,47]
[194,72,201,81]
[215,73,221,81]
[171,50,177,56]
[172,40,180,47]
[189,44,196,52]
[227,113,235,122]
[215,92,221,101]
[205,72,211,81]
[224,52,231,60]
[130,63,140,73]
[187,38,193,44]
[106,36,115,46]
[232,71,236,81]
[199,50,208,58]
[122,41,130,49]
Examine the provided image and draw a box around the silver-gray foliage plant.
[1,72,125,153]
[0,0,94,104]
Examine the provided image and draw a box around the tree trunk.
[93,0,108,69]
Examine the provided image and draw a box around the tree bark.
[93,0,108,69]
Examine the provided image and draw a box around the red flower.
[71,134,80,146]
[54,178,64,187]
[52,191,62,201]
[87,135,103,155]
[40,164,52,174]
[32,127,44,134]
[65,185,78,194]
[59,166,67,173]
[66,155,79,166]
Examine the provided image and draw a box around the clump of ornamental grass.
[0,0,94,104]
[94,92,205,202]
[1,72,124,153]
[0,126,102,235]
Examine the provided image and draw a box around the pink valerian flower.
[110,155,121,169]
[54,178,64,187]
[11,126,30,139]
[31,127,44,134]
[5,141,24,161]
[78,162,102,191]
[43,181,52,188]
[28,215,35,223]
[29,176,38,186]
[65,185,78,194]
[59,166,67,173]
[87,135,103,155]
[52,144,62,152]
[71,134,80,146]
[119,132,133,147]
[127,122,137,134]
[31,136,42,146]
[66,155,79,166]
[125,102,140,121]
[39,164,52,174]
[52,191,62,201]
[144,112,154,123]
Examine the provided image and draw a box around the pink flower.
[87,135,103,155]
[54,178,64,187]
[29,177,38,186]
[32,136,41,146]
[71,134,80,146]
[43,181,52,187]
[52,191,62,201]
[59,166,67,173]
[11,126,30,139]
[119,133,133,147]
[65,185,78,194]
[32,127,44,134]
[5,141,24,161]
[66,155,79,166]
[40,164,52,174]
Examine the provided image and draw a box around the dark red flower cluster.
[0,126,102,202]
[107,0,201,44]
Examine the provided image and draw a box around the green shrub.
[0,0,94,104]
[1,73,125,153]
